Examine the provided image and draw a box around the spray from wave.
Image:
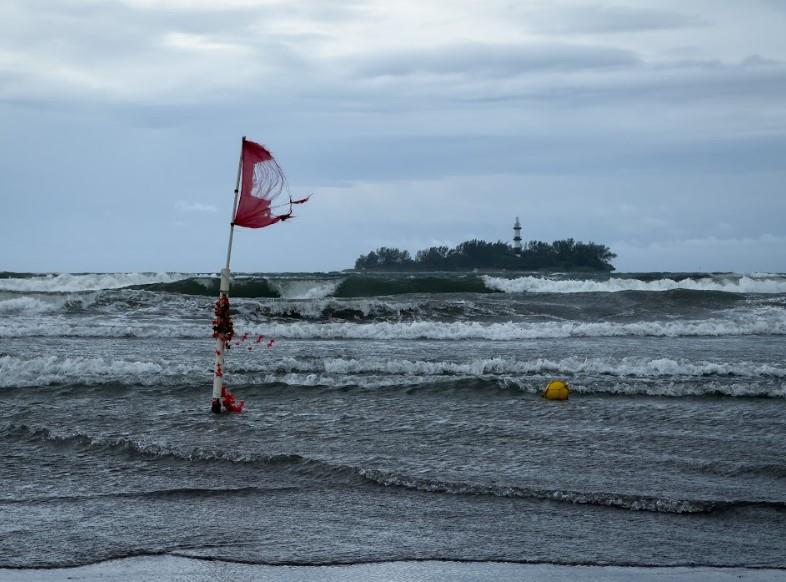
[268,279,342,299]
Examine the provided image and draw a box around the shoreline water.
[2,557,785,582]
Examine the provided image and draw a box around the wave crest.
[483,275,786,294]
[0,273,193,293]
[5,272,784,299]
[228,313,786,341]
[2,354,785,397]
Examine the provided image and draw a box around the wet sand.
[1,557,783,582]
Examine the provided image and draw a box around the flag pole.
[211,136,245,413]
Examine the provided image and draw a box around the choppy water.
[1,271,785,569]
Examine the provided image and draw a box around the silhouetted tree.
[355,247,413,270]
[354,239,615,271]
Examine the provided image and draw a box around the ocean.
[1,271,785,573]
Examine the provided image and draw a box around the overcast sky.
[1,0,785,273]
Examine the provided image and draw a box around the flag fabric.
[233,139,287,228]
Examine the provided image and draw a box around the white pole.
[212,136,245,413]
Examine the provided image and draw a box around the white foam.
[257,356,786,397]
[0,355,200,388]
[0,318,205,339]
[253,354,767,394]
[239,311,786,340]
[0,297,60,314]
[0,294,100,314]
[246,373,785,398]
[268,278,343,299]
[272,355,786,379]
[0,272,193,293]
[3,354,784,397]
[3,309,785,340]
[483,275,786,294]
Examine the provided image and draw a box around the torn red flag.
[233,139,309,228]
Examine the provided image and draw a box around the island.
[354,239,616,272]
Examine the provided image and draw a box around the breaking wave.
[3,307,786,340]
[140,273,786,298]
[0,354,198,388]
[138,277,279,298]
[268,279,342,299]
[0,272,193,293]
[0,293,101,315]
[4,272,784,299]
[7,423,783,514]
[0,296,61,314]
[268,355,786,379]
[483,275,786,294]
[238,312,786,340]
[3,354,784,397]
[136,275,490,298]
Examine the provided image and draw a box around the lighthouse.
[513,217,522,255]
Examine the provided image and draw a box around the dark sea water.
[1,271,785,569]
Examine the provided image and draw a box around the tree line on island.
[354,239,616,272]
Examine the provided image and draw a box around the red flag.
[233,139,286,228]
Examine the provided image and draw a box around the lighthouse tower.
[513,217,523,255]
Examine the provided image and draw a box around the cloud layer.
[0,0,785,272]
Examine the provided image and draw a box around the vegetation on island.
[354,239,616,272]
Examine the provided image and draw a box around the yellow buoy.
[543,380,570,400]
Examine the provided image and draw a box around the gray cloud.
[519,4,706,34]
[0,0,322,106]
[1,0,785,272]
[352,42,640,78]
[453,57,786,114]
